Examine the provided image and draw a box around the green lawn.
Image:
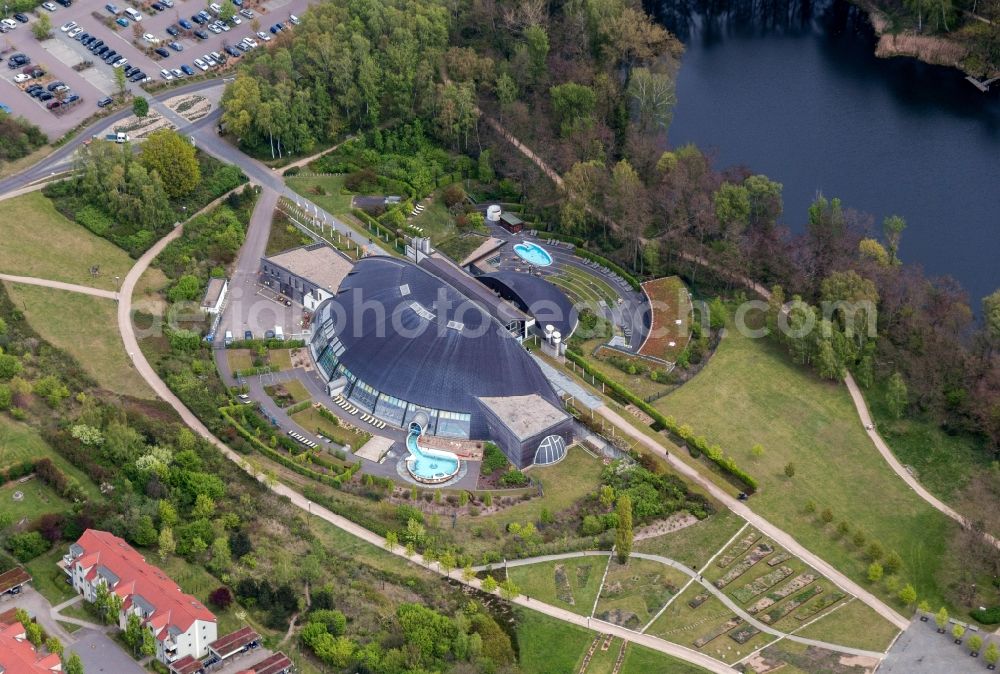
[4,283,153,399]
[793,598,900,652]
[269,349,293,371]
[228,350,254,373]
[508,555,608,616]
[656,324,958,609]
[0,416,103,502]
[267,211,313,256]
[867,379,990,507]
[635,510,746,571]
[286,175,354,216]
[0,192,134,290]
[514,608,712,674]
[0,478,74,523]
[436,233,490,264]
[409,197,457,243]
[156,554,262,636]
[57,602,98,625]
[283,379,311,403]
[290,406,370,450]
[25,546,77,605]
[593,558,689,629]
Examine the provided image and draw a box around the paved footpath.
[0,274,118,300]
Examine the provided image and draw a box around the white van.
[123,7,142,21]
[224,330,233,346]
[274,325,284,341]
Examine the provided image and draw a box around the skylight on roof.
[410,301,435,321]
[399,283,410,296]
[447,320,464,331]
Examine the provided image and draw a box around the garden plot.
[714,542,775,588]
[507,556,607,616]
[593,558,688,629]
[166,94,213,123]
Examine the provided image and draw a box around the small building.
[260,243,353,311]
[0,567,31,596]
[235,652,293,674]
[200,277,229,315]
[207,626,261,663]
[499,211,524,234]
[168,655,204,674]
[476,393,573,467]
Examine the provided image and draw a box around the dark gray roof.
[478,271,578,337]
[316,257,560,415]
[419,255,529,326]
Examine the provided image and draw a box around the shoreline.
[852,0,999,85]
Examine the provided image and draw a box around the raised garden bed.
[693,616,744,648]
[767,552,792,567]
[747,573,816,615]
[716,531,761,568]
[715,543,774,588]
[730,565,793,604]
[760,586,823,624]
[688,593,709,609]
[729,625,761,644]
[795,592,846,621]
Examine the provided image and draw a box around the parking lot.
[0,0,310,137]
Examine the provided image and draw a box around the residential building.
[61,530,217,666]
[0,620,62,674]
[260,242,353,311]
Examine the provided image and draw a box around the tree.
[599,485,615,509]
[627,66,676,133]
[952,623,965,642]
[918,599,931,614]
[499,578,520,600]
[883,214,906,263]
[477,150,494,184]
[749,444,764,461]
[984,289,1000,344]
[114,66,128,99]
[385,531,398,550]
[132,515,157,547]
[984,641,999,666]
[784,462,796,478]
[885,550,903,574]
[140,129,200,198]
[124,613,143,655]
[45,636,63,657]
[968,634,983,654]
[935,606,949,632]
[898,583,917,606]
[481,575,498,593]
[32,13,51,39]
[25,622,43,647]
[549,82,597,136]
[209,586,233,609]
[158,526,176,559]
[886,372,908,419]
[867,561,883,582]
[523,24,549,79]
[859,238,890,266]
[133,96,149,118]
[615,493,633,563]
[141,625,155,657]
[63,652,84,674]
[821,508,834,524]
[0,353,23,380]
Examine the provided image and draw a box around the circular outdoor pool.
[513,242,553,267]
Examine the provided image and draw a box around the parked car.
[168,41,182,51]
[115,18,129,27]
[112,57,127,68]
[59,20,77,31]
[161,0,174,7]
[239,8,253,18]
[13,73,30,83]
[97,96,113,107]
[55,0,72,7]
[103,50,118,62]
[171,68,183,78]
[207,23,221,34]
[123,7,142,21]
[41,1,58,11]
[142,32,159,43]
[289,14,300,25]
[191,13,205,24]
[67,27,82,37]
[7,53,29,69]
[128,70,145,81]
[65,94,79,103]
[159,68,173,80]
[269,24,279,34]
[46,100,61,110]
[180,64,194,75]
[230,15,241,24]
[26,67,44,78]
[155,47,170,57]
[47,81,64,92]
[224,44,240,57]
[178,18,192,29]
[105,3,118,13]
[166,25,179,36]
[38,92,53,101]
[256,31,271,41]
[151,2,164,9]
[193,29,208,39]
[13,13,29,23]
[203,54,216,66]
[244,330,253,340]
[209,2,222,14]
[193,57,207,70]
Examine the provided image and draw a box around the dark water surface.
[654,0,1000,304]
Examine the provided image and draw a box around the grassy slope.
[286,175,354,216]
[793,598,900,652]
[635,509,746,570]
[3,282,153,399]
[508,556,609,616]
[0,192,134,290]
[0,416,102,502]
[656,326,957,609]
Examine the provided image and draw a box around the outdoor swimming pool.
[405,425,460,484]
[513,242,553,267]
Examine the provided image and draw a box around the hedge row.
[351,209,405,252]
[563,350,758,491]
[533,231,641,291]
[234,366,277,378]
[0,461,35,487]
[227,339,306,350]
[220,407,361,489]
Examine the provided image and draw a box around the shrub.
[209,586,233,609]
[499,470,528,487]
[971,606,1000,624]
[581,515,603,536]
[6,531,49,562]
[480,443,509,475]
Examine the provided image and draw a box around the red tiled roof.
[0,567,31,594]
[168,654,203,674]
[69,530,216,635]
[0,621,63,673]
[235,653,293,674]
[0,607,19,627]
[208,626,259,657]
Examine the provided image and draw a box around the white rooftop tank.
[486,205,502,223]
[545,324,555,341]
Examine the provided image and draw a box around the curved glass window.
[534,435,567,465]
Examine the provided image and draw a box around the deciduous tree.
[140,129,200,198]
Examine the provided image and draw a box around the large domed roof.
[313,257,560,415]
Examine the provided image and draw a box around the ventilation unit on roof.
[410,301,435,321]
[399,283,410,296]
[447,320,464,331]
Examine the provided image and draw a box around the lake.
[654,0,1000,305]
